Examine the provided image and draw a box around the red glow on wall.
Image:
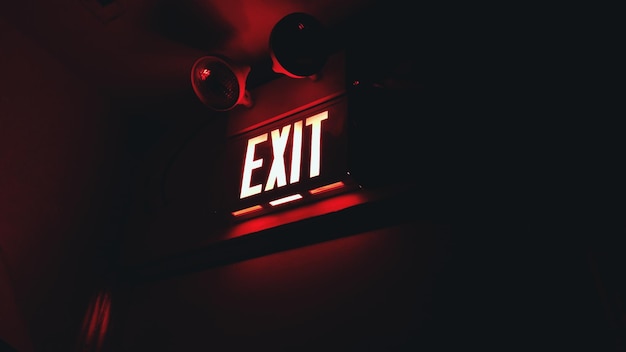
[78,290,111,352]
[224,191,370,240]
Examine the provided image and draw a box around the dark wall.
[109,213,623,351]
[0,18,128,352]
[104,19,624,350]
[104,45,454,351]
[109,220,451,351]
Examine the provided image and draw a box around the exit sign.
[223,96,357,220]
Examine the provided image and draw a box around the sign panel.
[223,95,356,220]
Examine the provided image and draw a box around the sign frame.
[222,95,359,221]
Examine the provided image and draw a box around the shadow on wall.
[0,17,128,352]
[0,339,18,352]
[0,246,32,352]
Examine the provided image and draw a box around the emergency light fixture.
[269,12,329,80]
[191,55,253,111]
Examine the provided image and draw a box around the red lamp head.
[269,12,329,80]
[191,56,253,111]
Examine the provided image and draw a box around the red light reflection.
[224,191,369,240]
[200,68,211,81]
[78,290,111,352]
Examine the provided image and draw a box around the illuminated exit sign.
[223,96,357,220]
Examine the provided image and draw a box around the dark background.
[1,1,622,351]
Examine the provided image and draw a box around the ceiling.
[0,0,385,99]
